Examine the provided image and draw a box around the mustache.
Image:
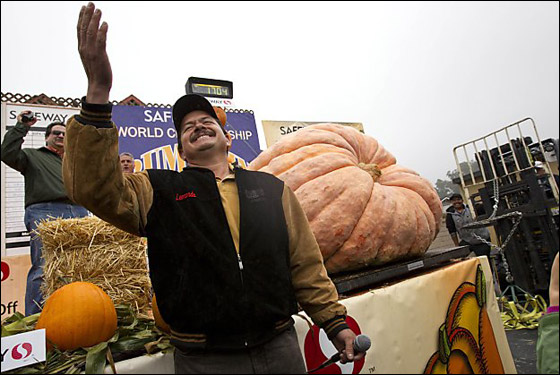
[190,128,215,142]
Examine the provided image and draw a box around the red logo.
[1,261,9,282]
[303,316,365,374]
[176,191,197,201]
[11,343,33,360]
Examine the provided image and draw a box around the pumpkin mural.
[424,265,505,374]
[249,124,442,273]
[35,282,117,351]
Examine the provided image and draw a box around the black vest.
[145,167,298,348]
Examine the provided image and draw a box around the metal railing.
[453,118,559,213]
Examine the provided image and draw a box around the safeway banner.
[113,105,261,170]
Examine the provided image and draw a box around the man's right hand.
[17,111,38,127]
[77,2,112,104]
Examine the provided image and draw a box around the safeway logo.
[1,343,33,363]
[11,343,33,360]
[1,330,46,371]
[1,261,9,282]
[207,98,234,107]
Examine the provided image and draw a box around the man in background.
[446,193,492,257]
[1,111,89,315]
[119,152,135,173]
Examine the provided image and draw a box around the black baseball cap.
[449,193,463,200]
[172,94,219,134]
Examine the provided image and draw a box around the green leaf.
[1,313,40,337]
[109,335,154,353]
[2,311,26,324]
[108,331,120,343]
[85,342,108,374]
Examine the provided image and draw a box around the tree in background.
[434,178,460,200]
[434,161,480,199]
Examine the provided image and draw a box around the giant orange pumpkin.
[249,124,442,273]
[35,282,117,351]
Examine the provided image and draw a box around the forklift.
[452,118,559,298]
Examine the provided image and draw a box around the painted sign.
[293,257,515,374]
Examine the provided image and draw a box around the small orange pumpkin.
[35,282,117,351]
[213,106,227,127]
[151,295,170,333]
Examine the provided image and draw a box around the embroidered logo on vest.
[244,188,265,202]
[176,191,197,201]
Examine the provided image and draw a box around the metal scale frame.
[453,118,559,295]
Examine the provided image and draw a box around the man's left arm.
[282,185,365,363]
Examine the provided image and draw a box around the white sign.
[1,329,46,372]
[205,98,234,108]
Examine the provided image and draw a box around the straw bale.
[37,216,152,318]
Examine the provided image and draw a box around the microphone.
[307,334,371,373]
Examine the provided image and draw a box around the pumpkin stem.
[438,324,451,363]
[476,265,486,307]
[358,163,382,182]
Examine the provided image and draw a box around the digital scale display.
[191,83,230,97]
[186,77,233,99]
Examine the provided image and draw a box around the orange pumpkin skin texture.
[213,106,227,127]
[249,124,442,273]
[152,295,171,333]
[35,282,117,351]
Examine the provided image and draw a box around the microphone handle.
[307,354,340,373]
[308,345,363,373]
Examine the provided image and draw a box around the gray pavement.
[506,328,538,374]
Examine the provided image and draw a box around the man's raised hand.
[77,2,112,104]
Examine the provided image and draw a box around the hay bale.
[37,216,152,318]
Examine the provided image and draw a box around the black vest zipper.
[214,174,249,347]
[237,252,248,347]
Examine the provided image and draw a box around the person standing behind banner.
[446,193,492,257]
[0,112,89,315]
[119,152,135,173]
[63,3,365,373]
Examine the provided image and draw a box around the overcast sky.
[2,1,558,183]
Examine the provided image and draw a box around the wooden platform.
[331,246,471,295]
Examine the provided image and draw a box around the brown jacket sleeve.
[63,113,153,236]
[282,185,348,335]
